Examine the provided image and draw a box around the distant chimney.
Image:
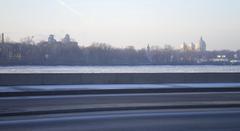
[1,33,4,44]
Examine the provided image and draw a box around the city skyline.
[2,33,209,51]
[0,0,240,50]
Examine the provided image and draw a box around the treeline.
[0,42,239,65]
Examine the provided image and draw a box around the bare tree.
[20,36,35,45]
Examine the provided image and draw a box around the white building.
[180,42,188,51]
[180,42,195,51]
[180,37,207,52]
[196,37,207,52]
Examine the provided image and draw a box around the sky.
[0,0,240,50]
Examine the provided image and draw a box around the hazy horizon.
[1,0,240,50]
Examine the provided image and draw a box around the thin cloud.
[56,0,82,17]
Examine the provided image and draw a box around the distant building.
[211,55,229,63]
[62,34,71,44]
[61,34,78,46]
[180,37,207,52]
[181,42,191,51]
[1,33,4,44]
[181,42,195,51]
[196,37,207,52]
[48,34,57,44]
[190,42,196,51]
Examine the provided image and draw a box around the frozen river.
[0,65,240,73]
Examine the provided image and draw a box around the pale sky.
[0,0,240,50]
